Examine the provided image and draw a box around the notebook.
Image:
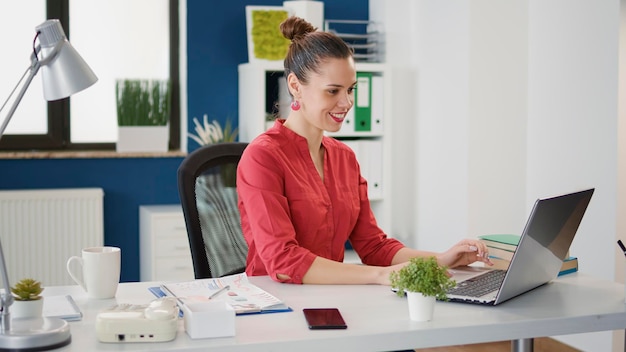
[43,295,83,321]
[149,273,292,315]
[446,188,594,306]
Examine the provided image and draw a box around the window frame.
[0,0,180,152]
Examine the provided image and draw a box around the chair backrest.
[177,142,249,279]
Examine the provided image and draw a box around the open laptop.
[446,188,594,306]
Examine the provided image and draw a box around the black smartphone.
[303,308,347,330]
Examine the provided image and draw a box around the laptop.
[446,188,594,306]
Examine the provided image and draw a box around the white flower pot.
[117,125,169,153]
[10,299,44,319]
[406,291,435,322]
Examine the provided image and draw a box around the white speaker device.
[96,298,179,343]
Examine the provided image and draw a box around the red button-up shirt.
[237,120,404,284]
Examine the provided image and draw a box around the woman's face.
[296,57,357,133]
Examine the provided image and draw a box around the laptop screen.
[495,188,594,304]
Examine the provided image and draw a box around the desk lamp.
[0,19,97,350]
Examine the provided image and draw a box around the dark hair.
[280,16,353,85]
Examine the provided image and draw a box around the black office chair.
[177,142,249,279]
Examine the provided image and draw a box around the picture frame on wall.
[245,6,292,63]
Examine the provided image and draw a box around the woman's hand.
[437,239,493,268]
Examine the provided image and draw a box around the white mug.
[66,246,121,299]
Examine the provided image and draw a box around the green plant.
[188,114,240,187]
[389,257,456,301]
[188,114,238,146]
[10,278,44,301]
[116,79,171,126]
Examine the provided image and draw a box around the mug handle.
[66,256,87,292]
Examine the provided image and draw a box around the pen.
[160,284,185,306]
[617,240,626,258]
[209,285,230,300]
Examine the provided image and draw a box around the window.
[0,0,180,151]
[0,0,47,138]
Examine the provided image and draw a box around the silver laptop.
[446,188,594,306]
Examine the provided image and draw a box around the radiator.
[0,188,104,286]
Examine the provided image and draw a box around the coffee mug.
[66,246,121,299]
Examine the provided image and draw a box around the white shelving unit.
[238,61,394,233]
[139,205,195,282]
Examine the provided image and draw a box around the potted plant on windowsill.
[390,257,456,322]
[10,278,44,319]
[116,79,171,153]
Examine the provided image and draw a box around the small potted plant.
[10,278,45,319]
[389,257,456,321]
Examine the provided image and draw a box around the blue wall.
[0,0,368,282]
[186,0,369,149]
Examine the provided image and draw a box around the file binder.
[359,140,383,199]
[354,72,372,132]
[370,75,384,134]
[342,140,383,199]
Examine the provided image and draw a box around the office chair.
[177,142,249,279]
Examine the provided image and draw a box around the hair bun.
[280,16,317,42]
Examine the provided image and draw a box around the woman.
[237,16,492,285]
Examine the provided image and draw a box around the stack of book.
[478,234,578,276]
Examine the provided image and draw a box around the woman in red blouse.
[236,16,492,285]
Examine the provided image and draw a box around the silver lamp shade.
[36,19,97,101]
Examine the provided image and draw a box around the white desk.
[45,273,626,352]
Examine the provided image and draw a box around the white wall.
[527,1,619,350]
[527,0,618,278]
[372,0,530,251]
[467,1,528,237]
[614,0,626,350]
[371,0,621,351]
[369,0,419,245]
[410,0,473,252]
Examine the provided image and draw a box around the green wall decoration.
[249,8,290,61]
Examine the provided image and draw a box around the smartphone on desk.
[303,308,347,330]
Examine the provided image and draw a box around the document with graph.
[150,273,291,315]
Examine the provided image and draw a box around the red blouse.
[237,120,404,284]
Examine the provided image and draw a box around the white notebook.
[43,295,82,321]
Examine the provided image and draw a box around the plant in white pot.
[390,257,456,322]
[116,79,171,153]
[10,278,44,319]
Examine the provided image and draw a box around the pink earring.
[291,100,301,111]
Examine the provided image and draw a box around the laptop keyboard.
[448,270,507,297]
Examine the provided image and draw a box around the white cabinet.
[238,61,394,233]
[139,205,195,282]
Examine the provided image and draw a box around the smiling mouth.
[329,112,347,123]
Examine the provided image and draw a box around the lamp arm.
[0,55,41,139]
[0,38,63,332]
[0,46,54,333]
[0,240,14,334]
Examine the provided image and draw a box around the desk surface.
[46,273,626,352]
